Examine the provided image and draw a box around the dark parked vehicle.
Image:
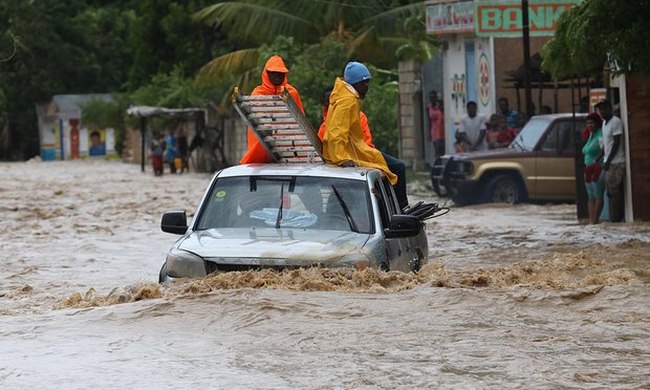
[431,113,587,205]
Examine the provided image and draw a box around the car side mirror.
[161,211,188,235]
[384,214,422,238]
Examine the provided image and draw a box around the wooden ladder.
[232,88,323,163]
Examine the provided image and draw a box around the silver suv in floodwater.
[158,164,429,282]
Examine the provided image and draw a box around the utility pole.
[140,116,146,172]
[522,0,533,120]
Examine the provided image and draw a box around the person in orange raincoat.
[239,55,305,164]
[322,62,409,209]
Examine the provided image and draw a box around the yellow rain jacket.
[323,77,397,184]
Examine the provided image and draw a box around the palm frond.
[363,3,422,36]
[194,2,320,44]
[347,26,374,59]
[212,67,259,114]
[195,48,260,87]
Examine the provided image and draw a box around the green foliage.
[0,30,21,63]
[73,6,131,90]
[362,73,399,156]
[255,36,345,126]
[0,0,415,161]
[131,67,205,108]
[0,1,135,159]
[194,0,424,86]
[81,98,123,129]
[542,0,650,77]
[0,0,222,160]
[80,96,129,155]
[128,0,209,89]
[128,66,218,131]
[192,0,421,154]
[0,1,93,159]
[395,10,438,63]
[254,36,399,155]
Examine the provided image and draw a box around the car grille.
[206,261,307,274]
[433,157,468,177]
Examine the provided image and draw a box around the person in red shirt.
[427,90,445,157]
[487,114,517,149]
[240,55,304,164]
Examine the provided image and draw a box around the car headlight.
[459,160,474,175]
[165,249,207,278]
[449,159,474,175]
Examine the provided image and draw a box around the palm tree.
[193,0,426,91]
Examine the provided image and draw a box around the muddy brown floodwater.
[1,160,649,389]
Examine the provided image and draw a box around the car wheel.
[158,262,169,284]
[482,174,525,205]
[431,178,448,197]
[431,175,447,198]
[430,166,448,197]
[410,257,422,273]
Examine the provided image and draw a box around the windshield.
[509,117,551,151]
[196,176,373,234]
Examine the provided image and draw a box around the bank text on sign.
[476,0,580,37]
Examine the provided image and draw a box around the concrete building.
[394,0,649,221]
[398,0,582,168]
[35,94,116,160]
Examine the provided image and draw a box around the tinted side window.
[381,177,398,216]
[373,179,390,227]
[541,123,560,151]
[558,122,574,153]
[566,120,586,151]
[541,120,584,153]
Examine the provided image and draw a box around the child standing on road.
[150,131,165,176]
[165,127,177,174]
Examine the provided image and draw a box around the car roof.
[216,163,379,181]
[530,113,588,120]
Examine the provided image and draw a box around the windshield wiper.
[331,185,358,233]
[275,182,285,228]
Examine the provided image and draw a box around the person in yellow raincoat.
[240,55,305,164]
[323,61,408,209]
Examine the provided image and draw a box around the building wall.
[625,74,650,221]
[123,127,141,165]
[493,37,578,115]
[421,54,445,166]
[443,35,467,144]
[415,35,591,166]
[398,60,425,169]
[222,112,247,166]
[441,35,492,152]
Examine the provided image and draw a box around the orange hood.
[257,55,290,95]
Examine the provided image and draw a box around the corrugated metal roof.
[126,106,205,118]
[49,94,113,118]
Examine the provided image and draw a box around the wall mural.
[451,73,466,111]
[478,52,491,107]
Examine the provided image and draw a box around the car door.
[377,178,414,271]
[534,119,578,199]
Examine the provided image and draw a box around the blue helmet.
[344,62,371,85]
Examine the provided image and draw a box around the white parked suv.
[158,163,433,282]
